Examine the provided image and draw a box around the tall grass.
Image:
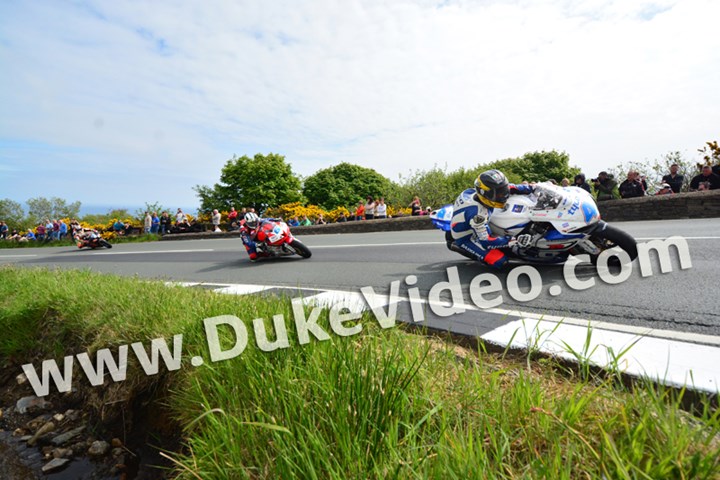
[1,266,718,479]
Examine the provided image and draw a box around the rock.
[50,426,85,446]
[112,447,124,457]
[27,414,52,431]
[0,408,3,420]
[53,447,73,459]
[64,409,80,421]
[53,413,65,422]
[87,440,110,457]
[16,372,28,385]
[27,421,55,446]
[20,435,33,442]
[41,457,70,474]
[16,396,51,415]
[13,428,27,437]
[111,437,123,448]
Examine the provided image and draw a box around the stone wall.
[596,190,720,221]
[161,191,720,240]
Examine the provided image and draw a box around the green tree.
[194,153,303,212]
[483,150,580,184]
[134,202,167,221]
[610,151,696,194]
[26,197,81,222]
[0,198,25,227]
[302,163,392,210]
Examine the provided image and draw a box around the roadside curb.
[170,281,720,396]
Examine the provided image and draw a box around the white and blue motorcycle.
[430,182,638,265]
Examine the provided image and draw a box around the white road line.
[0,254,38,258]
[91,249,215,255]
[635,236,720,240]
[312,242,446,248]
[481,319,720,394]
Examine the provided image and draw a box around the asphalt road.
[2,218,719,336]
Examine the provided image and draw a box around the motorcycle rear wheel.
[290,239,312,258]
[589,222,638,263]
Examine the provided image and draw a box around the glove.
[515,234,533,248]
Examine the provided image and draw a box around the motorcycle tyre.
[100,239,113,249]
[589,222,638,264]
[290,239,312,258]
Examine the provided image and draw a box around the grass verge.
[0,266,718,479]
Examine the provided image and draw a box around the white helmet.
[244,212,259,229]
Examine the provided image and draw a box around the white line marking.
[481,319,720,394]
[635,236,720,240]
[312,242,445,248]
[91,249,215,255]
[0,254,38,258]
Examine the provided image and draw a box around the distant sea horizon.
[78,204,200,217]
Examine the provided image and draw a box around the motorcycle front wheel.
[290,239,312,258]
[589,222,638,263]
[100,239,113,249]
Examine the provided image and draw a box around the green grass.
[1,266,718,479]
[0,234,161,249]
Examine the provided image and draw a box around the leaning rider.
[240,210,262,260]
[449,169,534,269]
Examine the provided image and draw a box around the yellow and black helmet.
[475,170,510,208]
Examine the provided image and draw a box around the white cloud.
[0,0,718,206]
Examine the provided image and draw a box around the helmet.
[244,212,259,229]
[475,170,510,209]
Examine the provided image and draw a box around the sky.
[1,0,719,213]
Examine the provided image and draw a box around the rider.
[449,169,534,269]
[240,210,262,260]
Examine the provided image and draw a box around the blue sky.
[1,0,719,212]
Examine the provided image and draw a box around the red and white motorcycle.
[240,218,312,259]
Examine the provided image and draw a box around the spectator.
[592,172,619,201]
[573,174,592,193]
[175,208,186,224]
[655,183,674,195]
[619,171,646,199]
[299,215,312,226]
[113,219,124,235]
[51,220,60,240]
[228,207,238,225]
[124,222,134,236]
[690,165,720,191]
[662,164,684,193]
[375,198,387,219]
[21,230,33,242]
[288,216,300,227]
[364,196,376,220]
[212,209,222,232]
[409,196,422,216]
[561,178,570,187]
[59,219,68,239]
[315,214,327,225]
[0,221,8,239]
[336,213,347,223]
[8,229,21,241]
[151,212,160,234]
[354,202,365,221]
[36,223,47,241]
[160,212,171,235]
[144,212,152,234]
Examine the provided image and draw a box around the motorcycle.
[240,218,312,259]
[74,229,113,249]
[430,182,638,265]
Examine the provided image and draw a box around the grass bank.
[0,266,718,479]
[0,234,161,249]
